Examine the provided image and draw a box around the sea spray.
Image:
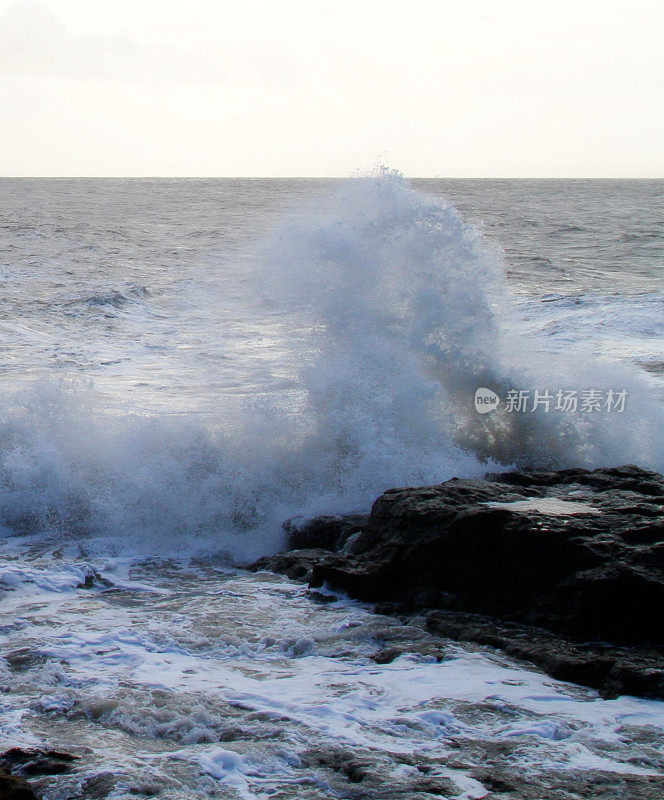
[260,170,664,469]
[0,171,662,557]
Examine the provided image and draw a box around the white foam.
[484,498,601,515]
[1,547,662,798]
[0,171,662,559]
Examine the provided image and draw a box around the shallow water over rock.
[1,539,663,799]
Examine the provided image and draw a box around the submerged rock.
[251,465,664,697]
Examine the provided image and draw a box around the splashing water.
[0,171,662,559]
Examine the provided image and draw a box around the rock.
[425,611,664,698]
[0,769,38,800]
[299,746,457,797]
[283,514,369,551]
[4,650,49,672]
[250,465,664,697]
[370,646,403,664]
[0,749,79,800]
[471,769,664,800]
[307,589,338,604]
[289,637,315,657]
[77,570,113,590]
[251,549,338,583]
[0,748,78,777]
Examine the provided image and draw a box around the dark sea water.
[0,175,663,799]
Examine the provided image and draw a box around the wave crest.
[0,171,662,557]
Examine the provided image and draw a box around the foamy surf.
[0,542,662,799]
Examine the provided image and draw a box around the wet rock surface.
[0,749,78,800]
[0,769,38,800]
[251,465,664,698]
[425,610,664,699]
[0,748,78,777]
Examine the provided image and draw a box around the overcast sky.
[0,0,662,177]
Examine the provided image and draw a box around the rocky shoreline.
[1,465,663,800]
[251,464,664,699]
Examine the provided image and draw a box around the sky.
[0,0,662,177]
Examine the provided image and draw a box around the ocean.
[0,173,663,798]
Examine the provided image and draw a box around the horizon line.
[1,175,663,181]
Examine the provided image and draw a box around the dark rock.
[372,602,404,616]
[299,746,457,798]
[0,748,78,777]
[426,611,664,698]
[476,773,517,793]
[77,570,113,590]
[0,769,38,800]
[250,549,342,583]
[474,770,664,799]
[283,514,369,551]
[251,465,664,697]
[370,647,403,664]
[4,650,49,673]
[307,590,338,604]
[78,771,119,798]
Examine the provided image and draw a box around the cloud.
[0,0,225,82]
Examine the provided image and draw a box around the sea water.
[0,172,663,798]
